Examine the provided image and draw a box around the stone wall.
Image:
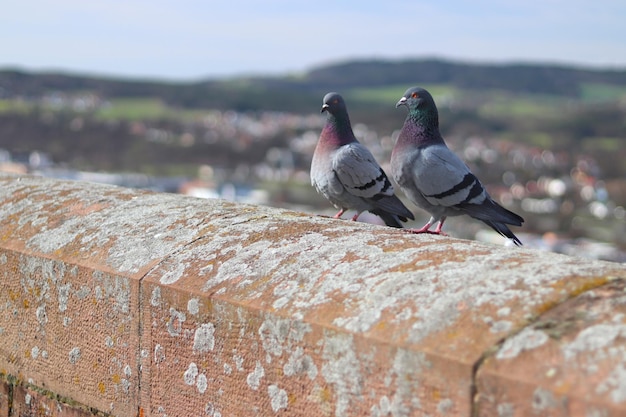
[1,174,625,416]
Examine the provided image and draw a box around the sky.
[2,0,625,81]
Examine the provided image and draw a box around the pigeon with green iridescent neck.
[391,86,524,245]
[311,92,414,228]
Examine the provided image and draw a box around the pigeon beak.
[320,104,329,113]
[395,97,407,108]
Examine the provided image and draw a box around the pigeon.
[311,92,415,228]
[391,86,524,245]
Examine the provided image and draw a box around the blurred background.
[1,1,625,261]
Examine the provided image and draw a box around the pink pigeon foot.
[405,219,448,236]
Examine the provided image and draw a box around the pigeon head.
[396,87,439,128]
[321,92,347,115]
[396,87,436,110]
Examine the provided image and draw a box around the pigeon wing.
[332,143,394,199]
[416,144,524,225]
[414,144,487,208]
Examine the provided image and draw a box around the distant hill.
[304,59,626,95]
[1,58,625,112]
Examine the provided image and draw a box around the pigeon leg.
[351,212,361,221]
[405,218,434,234]
[406,217,448,236]
[433,217,449,236]
[333,209,346,219]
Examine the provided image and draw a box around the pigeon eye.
[411,92,419,99]
[332,99,339,104]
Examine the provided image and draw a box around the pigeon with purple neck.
[311,92,414,228]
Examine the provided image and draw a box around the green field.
[345,84,459,104]
[94,98,173,121]
[0,98,32,114]
[478,94,568,119]
[579,83,626,101]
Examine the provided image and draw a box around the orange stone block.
[0,249,141,415]
[477,279,626,416]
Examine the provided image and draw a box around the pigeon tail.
[459,199,524,227]
[370,209,407,228]
[482,220,523,246]
[369,195,415,223]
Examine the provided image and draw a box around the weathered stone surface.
[0,174,232,275]
[1,174,625,416]
[0,175,244,415]
[0,248,140,415]
[476,279,626,416]
[140,204,625,416]
[0,379,9,417]
[11,384,97,417]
